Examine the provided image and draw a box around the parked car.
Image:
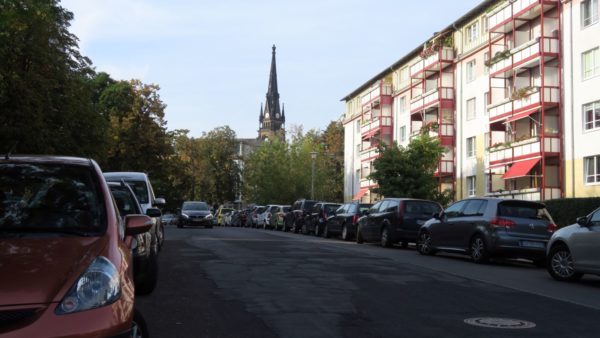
[251,206,266,228]
[308,202,342,236]
[223,210,235,226]
[161,213,178,226]
[178,201,213,228]
[271,205,290,230]
[216,207,235,226]
[259,205,279,229]
[546,206,600,282]
[285,199,318,233]
[104,171,166,250]
[356,198,441,247]
[418,198,557,264]
[0,155,150,337]
[108,181,159,295]
[325,202,372,240]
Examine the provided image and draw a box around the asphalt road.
[136,226,600,338]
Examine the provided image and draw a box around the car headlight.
[55,257,120,315]
[205,214,213,219]
[181,213,189,219]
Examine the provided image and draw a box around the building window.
[466,22,479,44]
[398,67,409,89]
[466,137,476,158]
[466,60,476,82]
[582,0,599,28]
[584,155,600,183]
[582,47,599,80]
[467,176,476,197]
[584,100,600,130]
[482,17,489,34]
[400,126,406,142]
[466,98,476,120]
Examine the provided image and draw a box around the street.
[136,227,600,338]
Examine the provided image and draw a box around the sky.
[61,0,482,139]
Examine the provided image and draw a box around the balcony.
[410,87,454,113]
[435,160,454,176]
[359,147,379,163]
[488,0,560,33]
[488,136,560,166]
[360,179,377,189]
[410,47,454,78]
[488,86,559,122]
[486,187,560,201]
[361,85,393,106]
[360,116,393,138]
[489,37,559,77]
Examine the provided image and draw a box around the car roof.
[104,172,149,180]
[1,155,93,166]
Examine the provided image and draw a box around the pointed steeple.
[267,45,279,97]
[258,44,285,142]
[259,103,264,122]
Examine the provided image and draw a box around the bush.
[543,198,600,228]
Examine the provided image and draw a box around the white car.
[546,207,600,282]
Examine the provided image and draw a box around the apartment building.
[342,0,600,203]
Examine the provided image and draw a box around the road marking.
[464,317,536,329]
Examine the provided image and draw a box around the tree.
[200,126,240,204]
[242,139,292,204]
[0,0,107,158]
[369,134,453,205]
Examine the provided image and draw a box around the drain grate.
[464,317,536,329]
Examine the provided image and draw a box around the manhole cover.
[464,317,536,329]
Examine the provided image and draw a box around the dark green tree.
[369,134,453,205]
[0,0,107,158]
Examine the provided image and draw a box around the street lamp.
[310,151,317,200]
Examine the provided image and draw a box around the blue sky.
[62,0,482,139]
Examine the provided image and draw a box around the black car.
[324,202,372,240]
[356,198,442,248]
[417,198,557,264]
[285,199,318,233]
[308,202,341,236]
[108,181,160,295]
[178,201,213,228]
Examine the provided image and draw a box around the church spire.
[258,45,285,142]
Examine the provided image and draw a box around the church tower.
[258,45,286,142]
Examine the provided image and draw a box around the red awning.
[507,107,539,123]
[353,187,369,200]
[502,158,540,179]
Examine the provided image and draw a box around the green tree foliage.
[199,126,240,204]
[243,139,292,205]
[0,0,107,158]
[369,135,453,205]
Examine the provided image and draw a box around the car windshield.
[0,163,106,235]
[183,202,209,211]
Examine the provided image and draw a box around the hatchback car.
[418,198,557,264]
[108,181,160,295]
[0,155,151,337]
[325,202,372,240]
[285,199,317,233]
[308,202,342,236]
[178,201,213,228]
[104,171,166,249]
[356,198,441,247]
[546,206,600,281]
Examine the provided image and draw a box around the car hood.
[0,236,107,306]
[552,223,579,239]
[182,210,211,217]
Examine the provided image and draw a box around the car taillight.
[352,215,359,224]
[547,223,557,233]
[490,217,516,229]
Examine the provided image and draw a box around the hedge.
[543,197,600,228]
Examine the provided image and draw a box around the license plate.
[520,241,545,248]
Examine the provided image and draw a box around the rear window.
[1,163,106,234]
[110,186,140,217]
[497,202,553,222]
[324,204,340,214]
[122,180,149,204]
[303,201,316,210]
[404,201,441,216]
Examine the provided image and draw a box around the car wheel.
[356,228,364,244]
[380,227,392,248]
[282,224,287,232]
[302,223,308,235]
[548,245,583,282]
[417,232,435,255]
[323,225,329,238]
[470,235,489,264]
[132,309,149,338]
[342,224,350,241]
[314,224,320,236]
[400,241,408,249]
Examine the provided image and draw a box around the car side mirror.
[154,197,166,206]
[146,207,162,218]
[125,215,153,236]
[576,216,589,227]
[432,212,440,220]
[362,210,369,216]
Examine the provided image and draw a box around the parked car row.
[1,156,155,337]
[228,196,599,283]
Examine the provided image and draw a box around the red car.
[0,156,151,337]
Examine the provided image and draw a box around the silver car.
[546,207,600,282]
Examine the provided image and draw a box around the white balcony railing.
[488,0,559,30]
[360,179,376,189]
[486,187,560,201]
[359,147,379,162]
[360,116,393,136]
[410,47,454,77]
[435,160,454,175]
[488,86,559,120]
[361,85,393,106]
[488,136,560,163]
[489,38,559,75]
[410,87,453,112]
